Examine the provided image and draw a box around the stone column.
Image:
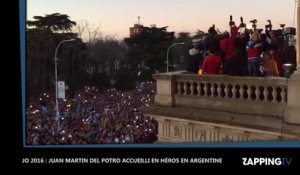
[297,0,300,65]
[285,1,300,124]
[153,73,176,107]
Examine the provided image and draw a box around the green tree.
[27,13,86,99]
[27,13,76,33]
[166,32,191,71]
[193,30,206,39]
[124,26,175,71]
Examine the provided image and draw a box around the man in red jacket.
[219,24,239,74]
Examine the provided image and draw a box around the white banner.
[58,81,65,99]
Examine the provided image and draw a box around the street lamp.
[54,39,75,120]
[166,42,185,72]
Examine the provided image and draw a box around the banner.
[58,81,65,99]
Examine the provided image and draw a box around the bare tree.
[73,20,102,46]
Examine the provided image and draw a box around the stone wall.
[143,71,300,142]
[153,115,300,142]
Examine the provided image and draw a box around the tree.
[193,30,206,39]
[27,13,86,99]
[27,13,76,33]
[73,20,102,47]
[124,26,175,71]
[164,32,191,71]
[87,37,128,78]
[176,32,192,43]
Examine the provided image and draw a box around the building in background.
[129,16,144,37]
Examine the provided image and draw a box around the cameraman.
[186,39,204,74]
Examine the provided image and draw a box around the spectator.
[246,31,263,76]
[26,82,158,145]
[201,45,222,75]
[186,39,204,73]
[261,50,279,77]
[219,25,239,73]
[227,39,247,76]
[270,44,283,76]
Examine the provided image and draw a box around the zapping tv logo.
[242,157,292,166]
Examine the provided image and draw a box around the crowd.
[186,18,296,77]
[26,81,158,145]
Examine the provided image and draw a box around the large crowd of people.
[26,81,157,145]
[26,16,297,145]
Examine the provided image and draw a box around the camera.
[239,16,246,28]
[250,19,257,30]
[229,15,235,26]
[283,27,296,35]
[279,24,295,35]
[265,20,272,31]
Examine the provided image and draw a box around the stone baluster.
[232,85,237,99]
[255,85,260,101]
[263,86,268,102]
[183,81,187,95]
[197,82,201,96]
[210,84,215,97]
[247,85,251,101]
[189,82,193,96]
[224,84,229,98]
[204,82,208,97]
[176,81,181,95]
[190,82,194,96]
[272,86,277,103]
[240,85,245,100]
[217,83,222,98]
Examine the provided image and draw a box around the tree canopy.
[27,13,76,32]
[124,26,175,71]
[26,13,86,100]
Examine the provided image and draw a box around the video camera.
[283,27,296,35]
[229,15,235,26]
[279,24,296,35]
[265,20,272,32]
[250,19,257,30]
[239,17,246,28]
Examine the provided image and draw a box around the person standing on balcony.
[186,39,204,74]
[246,31,263,76]
[201,45,222,75]
[227,38,247,76]
[219,23,239,74]
[270,44,283,76]
[260,50,279,77]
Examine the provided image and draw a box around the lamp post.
[166,42,185,72]
[54,39,75,120]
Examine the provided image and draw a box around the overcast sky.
[27,0,297,39]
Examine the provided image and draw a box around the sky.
[27,0,297,40]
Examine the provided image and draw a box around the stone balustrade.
[154,72,288,118]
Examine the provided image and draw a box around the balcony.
[141,71,300,142]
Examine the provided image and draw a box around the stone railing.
[154,71,288,118]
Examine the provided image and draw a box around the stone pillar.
[285,1,300,125]
[153,73,175,107]
[297,0,300,66]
